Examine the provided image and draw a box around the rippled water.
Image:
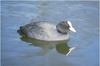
[1,1,99,66]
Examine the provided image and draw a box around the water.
[1,1,99,66]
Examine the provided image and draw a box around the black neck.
[57,30,68,34]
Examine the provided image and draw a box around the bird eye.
[64,22,69,28]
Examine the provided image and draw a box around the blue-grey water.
[1,1,99,66]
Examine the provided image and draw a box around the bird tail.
[17,26,27,36]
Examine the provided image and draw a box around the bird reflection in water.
[18,31,75,56]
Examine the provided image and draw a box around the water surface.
[1,1,99,66]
